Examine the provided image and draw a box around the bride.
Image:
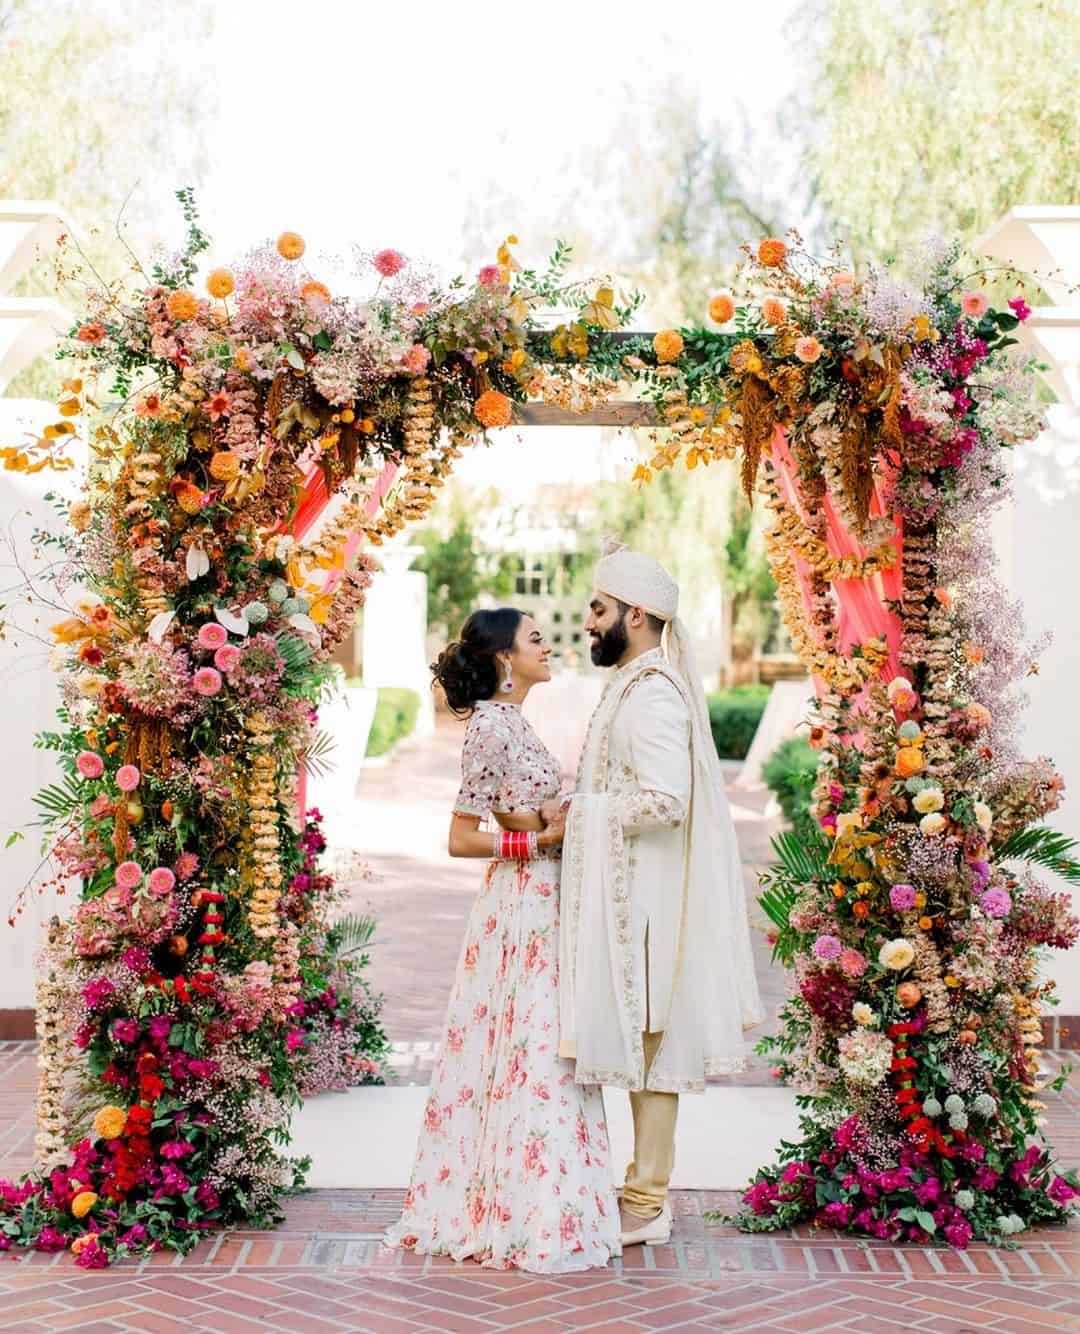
[385,607,620,1272]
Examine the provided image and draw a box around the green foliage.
[365,688,421,758]
[707,684,769,760]
[327,912,377,958]
[762,736,821,844]
[997,825,1080,887]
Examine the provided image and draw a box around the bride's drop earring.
[500,659,514,693]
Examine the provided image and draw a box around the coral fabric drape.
[769,426,903,696]
[289,459,398,819]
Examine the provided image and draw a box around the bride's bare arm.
[448,812,563,858]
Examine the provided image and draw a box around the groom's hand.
[540,798,565,826]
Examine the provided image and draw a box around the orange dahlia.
[757,237,787,267]
[277,231,306,261]
[894,746,925,778]
[708,292,735,324]
[761,297,786,326]
[652,329,684,364]
[300,280,331,307]
[165,289,199,322]
[474,390,513,430]
[209,450,241,482]
[206,268,235,299]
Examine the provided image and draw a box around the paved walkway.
[0,723,1077,1329]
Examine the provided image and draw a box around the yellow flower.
[71,1190,98,1219]
[944,974,961,988]
[277,231,306,261]
[209,451,241,482]
[852,1002,876,1027]
[918,915,934,931]
[652,329,685,364]
[912,314,933,341]
[919,812,947,836]
[832,882,846,899]
[165,289,199,322]
[92,1104,127,1140]
[206,268,235,299]
[912,787,945,815]
[914,891,928,909]
[855,881,873,897]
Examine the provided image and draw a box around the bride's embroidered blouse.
[454,700,562,817]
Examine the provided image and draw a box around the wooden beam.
[514,401,658,427]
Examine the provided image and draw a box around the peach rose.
[794,336,823,364]
[895,746,925,778]
[961,290,989,319]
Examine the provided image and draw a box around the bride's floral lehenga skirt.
[385,854,620,1272]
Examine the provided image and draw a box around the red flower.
[125,1106,152,1135]
[139,1073,165,1102]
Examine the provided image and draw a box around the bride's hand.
[539,798,565,827]
[537,809,567,849]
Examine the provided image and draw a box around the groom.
[554,542,764,1247]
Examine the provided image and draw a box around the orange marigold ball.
[71,1190,98,1219]
[300,280,331,306]
[209,450,241,482]
[174,481,204,515]
[474,390,513,430]
[165,289,199,322]
[652,329,684,364]
[761,297,786,326]
[757,237,787,267]
[92,1105,127,1141]
[708,293,735,324]
[277,231,306,261]
[206,268,235,299]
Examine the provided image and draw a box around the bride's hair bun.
[431,607,523,716]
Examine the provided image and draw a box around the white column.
[361,545,434,737]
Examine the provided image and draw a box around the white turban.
[594,539,679,621]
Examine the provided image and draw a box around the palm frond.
[996,825,1080,886]
[770,830,829,886]
[276,631,314,677]
[299,729,337,778]
[32,775,83,823]
[329,912,378,956]
[759,879,800,932]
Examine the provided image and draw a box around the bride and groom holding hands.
[386,541,764,1272]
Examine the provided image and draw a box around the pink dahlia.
[961,290,989,319]
[889,883,918,911]
[838,948,868,979]
[115,861,143,890]
[213,644,241,672]
[193,667,223,696]
[116,765,141,793]
[402,343,431,375]
[148,867,176,896]
[477,264,504,290]
[811,934,842,962]
[76,751,105,780]
[197,622,228,652]
[373,249,405,277]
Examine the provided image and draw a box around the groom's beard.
[589,615,628,667]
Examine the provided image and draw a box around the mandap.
[0,196,1077,1266]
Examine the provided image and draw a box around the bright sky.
[200,0,806,276]
[195,0,807,493]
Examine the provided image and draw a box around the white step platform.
[291,1086,800,1190]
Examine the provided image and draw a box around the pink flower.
[90,794,112,819]
[285,1029,306,1053]
[961,291,989,319]
[1008,296,1032,322]
[76,751,105,780]
[794,336,824,364]
[477,264,504,290]
[116,765,141,793]
[148,866,176,896]
[213,644,241,672]
[839,948,867,979]
[175,852,199,880]
[115,861,143,890]
[193,667,222,696]
[411,301,431,316]
[889,883,918,911]
[373,249,405,277]
[197,623,228,651]
[402,343,431,375]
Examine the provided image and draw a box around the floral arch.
[1,196,1077,1264]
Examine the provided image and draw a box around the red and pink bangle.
[492,830,539,860]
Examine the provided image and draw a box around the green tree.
[413,513,517,640]
[1,0,211,395]
[804,0,1080,260]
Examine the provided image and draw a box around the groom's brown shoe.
[619,1202,672,1247]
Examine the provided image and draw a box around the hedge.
[707,684,770,760]
[761,735,820,842]
[365,687,422,758]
